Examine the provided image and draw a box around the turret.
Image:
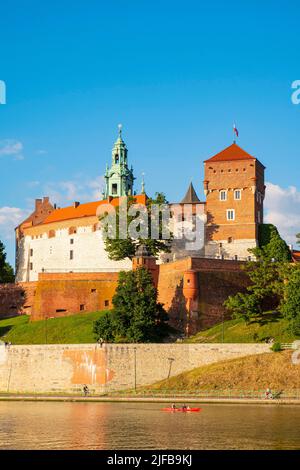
[103,125,135,199]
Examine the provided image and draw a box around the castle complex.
[15,128,265,283]
[4,127,271,332]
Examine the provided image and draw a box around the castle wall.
[2,256,250,332]
[157,257,250,331]
[205,239,257,260]
[30,273,120,320]
[0,343,271,394]
[16,220,131,283]
[0,283,37,319]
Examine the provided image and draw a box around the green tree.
[0,240,14,283]
[224,225,290,323]
[281,265,300,335]
[100,193,172,261]
[255,225,291,262]
[93,311,116,342]
[94,267,168,343]
[224,292,262,324]
[296,233,300,246]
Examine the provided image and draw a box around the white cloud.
[0,139,24,160]
[43,176,105,205]
[264,182,300,247]
[0,206,30,240]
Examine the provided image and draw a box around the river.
[0,402,299,450]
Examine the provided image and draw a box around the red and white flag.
[233,123,239,137]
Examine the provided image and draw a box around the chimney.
[35,199,42,210]
[54,203,57,209]
[43,197,49,204]
[73,201,80,208]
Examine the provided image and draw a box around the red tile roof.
[292,250,300,262]
[42,194,147,225]
[204,143,256,163]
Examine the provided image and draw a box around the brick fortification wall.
[0,343,270,394]
[0,257,249,332]
[158,257,249,331]
[31,272,119,320]
[0,283,36,319]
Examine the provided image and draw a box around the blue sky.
[0,0,300,264]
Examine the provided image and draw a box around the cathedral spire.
[118,123,123,140]
[103,125,135,199]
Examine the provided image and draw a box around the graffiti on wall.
[63,348,115,385]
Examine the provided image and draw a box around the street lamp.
[167,357,175,379]
[133,347,137,391]
[222,311,225,343]
[45,315,48,344]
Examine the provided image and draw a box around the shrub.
[271,341,282,352]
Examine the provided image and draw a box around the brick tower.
[132,244,159,287]
[203,143,265,259]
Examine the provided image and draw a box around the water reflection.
[0,402,299,450]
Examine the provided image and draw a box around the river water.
[0,402,299,450]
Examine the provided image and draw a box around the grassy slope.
[144,351,300,391]
[185,315,298,344]
[0,311,107,344]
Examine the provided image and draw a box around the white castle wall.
[205,239,258,260]
[16,225,131,282]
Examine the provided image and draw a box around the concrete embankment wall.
[0,343,270,394]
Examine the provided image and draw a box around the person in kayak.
[182,404,187,411]
[171,403,176,410]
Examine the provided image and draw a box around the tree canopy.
[99,192,172,261]
[224,225,294,326]
[94,267,168,342]
[0,240,14,283]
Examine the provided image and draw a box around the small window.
[70,238,74,244]
[80,304,85,311]
[30,248,33,256]
[234,190,241,200]
[70,250,73,260]
[220,190,227,201]
[91,288,97,293]
[104,300,109,307]
[228,237,233,243]
[115,154,119,163]
[56,309,67,313]
[30,263,33,270]
[227,209,235,221]
[112,183,118,195]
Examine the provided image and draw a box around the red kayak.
[161,407,201,412]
